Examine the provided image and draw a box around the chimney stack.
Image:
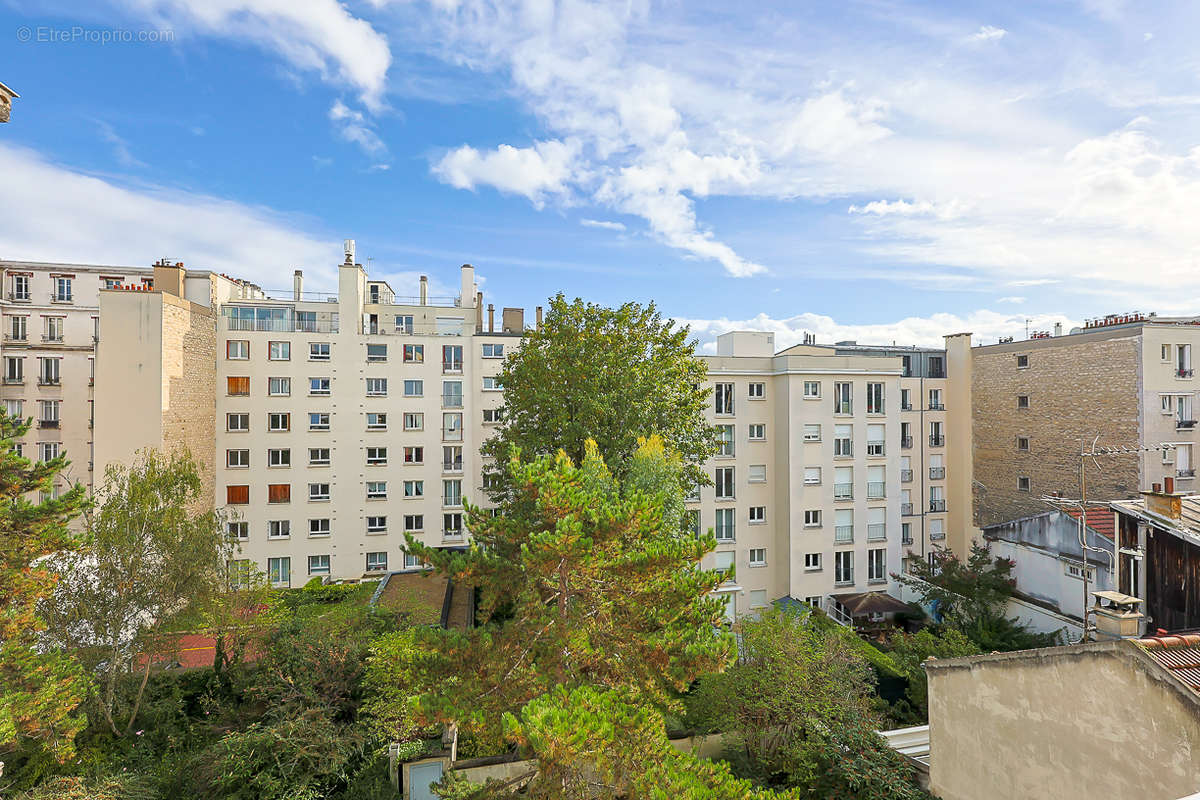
[343,239,356,264]
[293,270,303,302]
[488,303,495,333]
[1165,476,1176,494]
[419,275,428,306]
[476,291,484,332]
[1054,322,1063,337]
[536,306,543,330]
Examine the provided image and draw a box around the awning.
[831,590,912,616]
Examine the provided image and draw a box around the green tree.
[887,628,979,723]
[405,439,733,746]
[480,294,719,498]
[0,409,89,761]
[41,450,233,738]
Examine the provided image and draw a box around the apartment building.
[692,332,949,620]
[946,315,1200,533]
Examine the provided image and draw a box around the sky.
[3,0,1200,351]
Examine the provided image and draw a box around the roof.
[832,590,912,616]
[1064,507,1116,540]
[1111,495,1200,547]
[1137,633,1200,695]
[0,81,17,98]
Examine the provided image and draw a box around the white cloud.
[996,296,1027,304]
[431,139,580,208]
[580,218,626,231]
[969,25,1007,43]
[96,120,144,168]
[117,0,391,109]
[329,100,387,156]
[0,142,339,290]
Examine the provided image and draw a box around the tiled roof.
[1137,633,1200,694]
[1065,507,1116,540]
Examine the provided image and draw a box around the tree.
[887,628,979,724]
[41,449,233,738]
[404,438,733,746]
[0,409,89,761]
[480,294,719,498]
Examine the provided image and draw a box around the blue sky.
[3,0,1200,349]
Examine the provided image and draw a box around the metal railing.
[41,335,63,343]
[1179,469,1196,478]
[834,525,854,543]
[901,503,914,516]
[901,436,913,449]
[442,461,464,473]
[823,596,853,627]
[900,402,912,411]
[38,377,61,386]
[1179,368,1195,378]
[901,469,913,482]
[867,524,886,541]
[1177,419,1197,430]
[7,291,31,302]
[867,482,886,499]
[37,419,59,429]
[929,435,945,447]
[929,499,946,512]
[50,293,72,303]
[833,483,853,500]
[929,402,945,411]
[930,466,946,480]
[441,394,464,409]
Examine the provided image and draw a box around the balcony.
[49,293,73,304]
[1177,419,1197,430]
[929,435,945,447]
[441,394,464,409]
[834,525,854,544]
[41,335,64,344]
[931,529,946,541]
[3,333,27,343]
[442,428,464,442]
[901,535,914,545]
[442,460,464,473]
[1179,469,1196,478]
[901,469,913,483]
[929,499,946,512]
[901,436,913,449]
[37,419,59,429]
[901,503,914,516]
[929,403,945,411]
[901,403,912,411]
[930,466,946,480]
[38,377,61,387]
[442,529,465,541]
[442,362,463,374]
[867,482,886,499]
[7,291,30,302]
[867,524,887,542]
[929,368,946,379]
[833,483,854,500]
[1179,368,1195,378]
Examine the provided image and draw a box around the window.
[268,557,291,588]
[930,519,945,540]
[716,425,735,457]
[443,479,462,507]
[227,449,250,468]
[803,381,821,398]
[395,314,414,334]
[307,412,330,431]
[714,508,735,541]
[309,519,331,537]
[928,356,945,378]
[867,424,885,456]
[1016,354,1029,368]
[227,376,250,396]
[404,379,424,398]
[268,377,291,396]
[403,552,426,570]
[228,521,249,541]
[749,589,768,609]
[835,551,854,585]
[268,341,290,361]
[715,467,734,499]
[867,465,886,499]
[4,399,22,418]
[749,506,765,523]
[366,447,388,466]
[309,342,330,361]
[38,442,60,462]
[268,483,291,504]
[442,380,463,407]
[441,512,464,538]
[804,509,821,527]
[866,382,884,414]
[366,378,388,396]
[929,388,944,410]
[901,355,912,377]
[38,399,59,425]
[482,343,504,358]
[1017,436,1030,452]
[803,423,821,442]
[1179,344,1193,376]
[227,413,249,432]
[748,423,766,440]
[1064,561,1097,582]
[4,356,24,383]
[39,357,61,384]
[8,315,26,341]
[404,514,424,532]
[404,480,424,498]
[367,516,387,534]
[804,553,822,571]
[12,274,30,301]
[53,277,72,302]
[366,343,387,362]
[748,464,766,483]
[483,408,503,423]
[366,481,387,499]
[714,383,734,415]
[308,555,330,575]
[683,509,701,538]
[803,467,821,485]
[404,344,424,363]
[748,382,765,399]
[404,446,424,464]
[833,382,852,414]
[834,467,853,500]
[835,508,853,542]
[929,420,944,446]
[305,447,330,467]
[443,345,463,372]
[364,551,388,572]
[226,485,250,505]
[482,376,503,391]
[902,522,912,544]
[443,412,463,441]
[443,446,463,472]
[834,424,852,457]
[868,549,886,582]
[43,316,63,342]
[309,377,331,395]
[867,506,886,540]
[404,413,424,431]
[268,520,290,539]
[900,388,911,410]
[749,548,766,567]
[1018,475,1031,492]
[268,413,290,432]
[366,412,387,430]
[1017,394,1029,409]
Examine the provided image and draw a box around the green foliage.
[361,629,429,745]
[887,628,980,723]
[405,441,732,746]
[12,774,157,800]
[480,294,719,498]
[0,409,89,761]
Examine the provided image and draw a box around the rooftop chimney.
[419,275,428,306]
[1054,322,1063,337]
[488,303,495,333]
[293,270,303,302]
[536,305,543,330]
[476,291,484,332]
[343,239,356,264]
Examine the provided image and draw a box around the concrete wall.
[943,333,978,557]
[160,293,216,509]
[927,642,1200,800]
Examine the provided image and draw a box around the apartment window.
[1017,436,1030,452]
[227,376,250,396]
[929,388,944,410]
[309,377,331,395]
[404,413,424,431]
[930,519,946,540]
[443,345,464,373]
[1064,561,1097,582]
[1017,394,1029,409]
[803,423,821,442]
[226,485,250,505]
[268,483,291,503]
[714,507,735,541]
[833,382,852,414]
[715,467,735,499]
[443,479,463,507]
[366,343,387,362]
[309,342,330,361]
[834,466,853,500]
[227,521,249,541]
[748,382,765,399]
[403,552,426,570]
[868,549,886,583]
[404,344,424,363]
[404,480,424,498]
[867,424,885,456]
[928,356,945,378]
[1016,354,1029,368]
[834,424,852,457]
[366,412,387,431]
[267,448,291,468]
[227,413,249,432]
[867,506,886,541]
[929,421,944,446]
[308,412,330,431]
[866,465,886,500]
[749,548,766,567]
[226,449,250,468]
[404,514,424,532]
[684,509,701,538]
[268,557,291,588]
[12,274,30,301]
[308,448,331,466]
[38,442,60,463]
[748,423,766,440]
[714,383,734,415]
[268,341,290,361]
[1178,444,1194,476]
[38,399,59,426]
[835,551,854,585]
[482,343,504,358]
[366,481,387,499]
[1162,343,1173,362]
[835,509,853,542]
[442,380,463,407]
[901,522,913,544]
[1179,344,1193,377]
[866,382,884,414]
[53,277,72,302]
[268,520,290,539]
[803,467,821,486]
[901,355,912,376]
[1018,475,1031,492]
[900,388,911,410]
[8,315,27,341]
[310,518,331,537]
[749,506,765,523]
[804,552,822,571]
[405,446,424,464]
[394,314,414,334]
[929,485,945,511]
[366,378,388,397]
[404,379,424,398]
[366,447,388,466]
[268,413,290,432]
[364,551,388,572]
[367,516,387,534]
[43,316,63,342]
[39,358,61,385]
[268,377,291,397]
[483,408,504,424]
[443,446,463,472]
[748,464,767,483]
[444,512,464,537]
[443,412,463,441]
[308,555,330,575]
[804,509,821,527]
[803,381,821,398]
[4,399,22,418]
[716,424,735,457]
[747,589,767,609]
[482,376,503,391]
[4,357,23,383]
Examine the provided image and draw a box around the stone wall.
[972,333,1140,528]
[160,293,217,511]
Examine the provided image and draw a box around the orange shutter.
[227,376,250,395]
[226,485,249,505]
[268,484,291,503]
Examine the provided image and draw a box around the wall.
[160,293,216,509]
[927,642,1200,800]
[943,333,977,557]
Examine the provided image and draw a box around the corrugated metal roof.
[1137,633,1200,694]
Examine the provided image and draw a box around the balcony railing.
[442,529,465,540]
[929,435,945,447]
[929,499,946,512]
[901,403,912,411]
[442,362,464,373]
[41,335,63,343]
[833,483,854,500]
[1179,368,1195,378]
[929,402,945,411]
[3,377,23,385]
[442,460,464,473]
[901,535,914,545]
[901,503,914,516]
[834,525,854,543]
[901,436,913,449]
[931,529,946,541]
[7,291,30,302]
[1179,469,1196,478]
[901,469,913,482]
[930,466,946,480]
[50,293,73,303]
[867,482,886,499]
[1177,419,1197,430]
[37,419,59,429]
[38,377,61,386]
[867,523,886,541]
[441,394,464,409]
[442,428,464,442]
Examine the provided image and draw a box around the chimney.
[1054,322,1063,337]
[488,303,495,333]
[293,270,303,302]
[343,239,356,265]
[152,260,186,298]
[419,275,428,306]
[502,307,525,334]
[476,291,484,332]
[1165,476,1176,494]
[536,305,543,330]
[460,264,476,308]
